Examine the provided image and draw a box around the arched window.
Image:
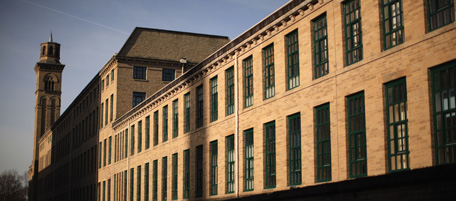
[45,77,55,91]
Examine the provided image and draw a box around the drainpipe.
[234,51,240,198]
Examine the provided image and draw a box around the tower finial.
[49,31,53,42]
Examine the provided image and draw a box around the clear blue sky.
[0,0,289,174]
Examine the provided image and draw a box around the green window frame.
[385,78,410,171]
[226,135,235,194]
[288,113,301,185]
[162,156,167,201]
[153,160,158,201]
[183,149,190,199]
[264,121,276,188]
[431,61,456,165]
[106,75,109,87]
[226,67,235,115]
[130,168,134,201]
[196,145,203,197]
[124,170,127,201]
[172,153,178,200]
[263,44,275,99]
[108,136,112,165]
[111,69,114,81]
[313,14,329,79]
[347,92,367,178]
[286,30,300,90]
[244,129,254,191]
[137,166,141,201]
[343,0,363,66]
[184,93,191,133]
[125,129,128,157]
[101,103,104,128]
[381,0,404,50]
[244,56,254,108]
[105,99,108,125]
[130,125,135,156]
[107,179,111,201]
[163,105,168,142]
[210,77,218,122]
[428,0,454,31]
[210,140,218,196]
[103,181,106,201]
[154,111,159,146]
[315,103,331,182]
[145,116,150,149]
[110,94,113,122]
[138,120,142,153]
[103,139,107,167]
[145,163,149,201]
[173,99,178,138]
[196,85,204,128]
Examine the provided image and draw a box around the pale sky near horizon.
[0,0,290,174]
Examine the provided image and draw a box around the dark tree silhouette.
[0,170,27,201]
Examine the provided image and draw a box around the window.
[288,113,301,185]
[381,0,404,50]
[101,103,104,128]
[133,66,146,80]
[103,139,107,167]
[102,79,105,91]
[210,77,218,122]
[286,30,300,90]
[130,125,135,156]
[125,128,128,157]
[132,92,146,107]
[103,181,106,201]
[163,105,168,142]
[162,69,175,81]
[226,67,235,115]
[111,69,114,81]
[428,0,454,31]
[196,85,204,128]
[210,140,218,195]
[110,94,114,122]
[153,160,158,201]
[313,14,329,78]
[173,99,178,138]
[130,168,134,201]
[347,92,367,178]
[183,149,190,199]
[137,166,141,201]
[385,78,409,171]
[106,75,109,87]
[145,163,149,201]
[172,153,178,200]
[263,44,275,99]
[343,0,363,66]
[315,104,331,182]
[138,120,142,153]
[105,99,108,125]
[264,121,276,188]
[226,135,235,194]
[108,136,112,165]
[184,93,191,133]
[196,145,203,197]
[244,56,254,108]
[162,157,167,201]
[108,179,111,201]
[431,61,456,165]
[145,116,150,149]
[244,129,254,191]
[154,111,159,146]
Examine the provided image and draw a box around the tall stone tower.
[31,33,65,188]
